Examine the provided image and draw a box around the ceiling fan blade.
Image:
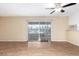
[50,10,55,14]
[62,3,76,8]
[45,8,55,9]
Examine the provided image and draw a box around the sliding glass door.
[28,22,39,42]
[40,22,51,42]
[28,22,51,42]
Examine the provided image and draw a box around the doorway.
[28,22,51,42]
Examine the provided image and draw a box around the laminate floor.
[0,42,79,56]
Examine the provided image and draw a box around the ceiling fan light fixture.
[55,8,61,12]
[60,9,65,13]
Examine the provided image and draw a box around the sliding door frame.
[27,17,53,42]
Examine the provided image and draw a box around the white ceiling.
[0,3,78,16]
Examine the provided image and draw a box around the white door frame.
[26,17,53,42]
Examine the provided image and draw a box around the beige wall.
[0,17,27,41]
[52,16,68,41]
[67,31,79,46]
[0,16,68,41]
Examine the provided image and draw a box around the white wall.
[69,12,79,25]
[69,4,79,25]
[68,6,79,46]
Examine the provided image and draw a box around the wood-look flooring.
[0,42,79,56]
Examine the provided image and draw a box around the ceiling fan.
[46,3,76,14]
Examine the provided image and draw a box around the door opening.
[28,22,51,42]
